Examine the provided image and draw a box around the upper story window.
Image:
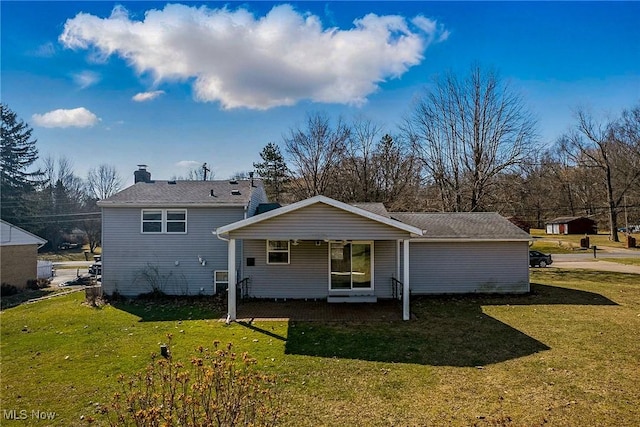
[266,240,290,264]
[166,210,187,233]
[141,209,187,234]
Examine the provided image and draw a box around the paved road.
[547,246,640,274]
[51,262,91,286]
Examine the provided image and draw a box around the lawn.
[1,270,639,426]
[530,228,639,253]
[38,245,101,262]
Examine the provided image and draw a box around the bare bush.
[95,336,281,427]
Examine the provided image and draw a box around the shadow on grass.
[284,284,616,366]
[284,307,550,367]
[112,297,223,322]
[443,283,618,307]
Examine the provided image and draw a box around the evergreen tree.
[253,142,290,202]
[1,103,42,225]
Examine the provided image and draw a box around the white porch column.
[227,238,237,322]
[403,239,410,321]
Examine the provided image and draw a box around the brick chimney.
[134,165,151,183]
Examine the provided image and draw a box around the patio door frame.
[328,240,374,292]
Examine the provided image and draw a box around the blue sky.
[2,1,639,186]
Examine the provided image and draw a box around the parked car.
[529,250,552,267]
[58,242,80,250]
[89,256,102,276]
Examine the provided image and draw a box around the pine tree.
[253,142,290,202]
[1,103,42,225]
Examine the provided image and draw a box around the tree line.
[254,66,639,242]
[1,103,123,252]
[2,65,639,249]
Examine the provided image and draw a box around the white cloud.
[60,4,447,110]
[132,90,165,102]
[32,108,100,128]
[176,160,201,168]
[72,70,100,88]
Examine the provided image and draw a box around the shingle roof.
[546,216,595,224]
[351,203,390,218]
[391,212,531,240]
[97,180,261,207]
[1,220,47,246]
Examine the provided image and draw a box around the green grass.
[530,228,640,253]
[2,270,639,426]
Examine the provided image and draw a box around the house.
[96,166,268,297]
[99,168,531,321]
[215,196,531,320]
[0,220,47,289]
[545,216,597,235]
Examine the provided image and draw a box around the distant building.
[545,216,597,235]
[1,220,47,289]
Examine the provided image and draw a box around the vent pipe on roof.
[249,171,254,187]
[210,189,216,197]
[134,165,151,183]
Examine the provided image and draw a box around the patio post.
[403,239,410,321]
[227,238,237,322]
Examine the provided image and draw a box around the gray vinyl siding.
[374,240,397,298]
[229,204,411,240]
[405,241,530,294]
[101,206,244,296]
[247,185,268,217]
[242,239,398,299]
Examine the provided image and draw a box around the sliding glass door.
[330,242,372,290]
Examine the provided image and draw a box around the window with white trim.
[142,210,162,233]
[166,210,187,233]
[267,240,290,264]
[141,209,187,234]
[214,270,228,293]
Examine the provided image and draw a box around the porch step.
[327,295,377,303]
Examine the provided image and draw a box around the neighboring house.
[99,170,531,321]
[545,216,597,235]
[0,220,47,289]
[97,166,268,297]
[216,196,531,321]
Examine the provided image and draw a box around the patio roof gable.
[215,195,423,239]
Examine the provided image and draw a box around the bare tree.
[339,118,381,202]
[404,65,537,211]
[87,164,122,200]
[560,104,640,241]
[371,134,421,210]
[284,112,350,199]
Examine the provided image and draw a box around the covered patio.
[229,299,405,322]
[215,196,424,322]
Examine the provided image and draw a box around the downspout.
[214,230,233,323]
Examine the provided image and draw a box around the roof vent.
[210,189,216,197]
[229,180,238,185]
[231,190,241,196]
[168,180,176,185]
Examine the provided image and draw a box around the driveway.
[549,246,640,274]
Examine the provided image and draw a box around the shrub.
[26,278,50,290]
[1,283,18,297]
[96,335,281,426]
